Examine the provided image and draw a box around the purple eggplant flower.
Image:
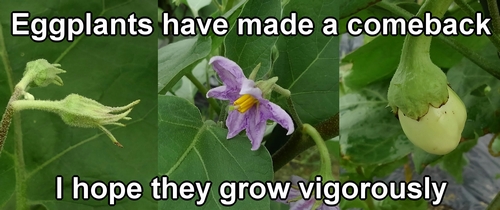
[277,175,340,210]
[206,56,294,150]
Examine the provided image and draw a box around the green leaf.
[340,81,413,165]
[270,201,289,210]
[339,0,381,19]
[412,147,442,174]
[368,156,407,178]
[439,138,478,183]
[158,36,212,93]
[0,0,157,209]
[207,0,248,54]
[338,4,393,34]
[447,43,500,138]
[342,34,489,90]
[158,95,273,209]
[186,0,211,16]
[168,59,211,103]
[375,197,427,210]
[224,0,281,79]
[342,35,405,89]
[492,135,500,154]
[326,139,340,161]
[342,2,489,90]
[339,198,369,210]
[338,173,369,209]
[273,0,339,125]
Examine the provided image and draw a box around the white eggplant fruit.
[398,86,467,155]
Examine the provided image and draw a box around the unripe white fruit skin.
[398,86,467,155]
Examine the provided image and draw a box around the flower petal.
[318,204,340,210]
[286,188,302,202]
[275,186,301,204]
[226,110,248,139]
[290,198,315,210]
[210,56,246,89]
[239,78,263,100]
[206,85,239,101]
[260,100,295,135]
[245,107,267,150]
[291,175,307,185]
[276,175,305,204]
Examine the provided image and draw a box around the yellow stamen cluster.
[233,94,258,113]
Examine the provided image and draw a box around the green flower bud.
[23,59,66,87]
[58,94,139,128]
[22,92,35,100]
[11,94,140,147]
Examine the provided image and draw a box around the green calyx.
[387,57,449,120]
[256,77,279,98]
[249,63,291,99]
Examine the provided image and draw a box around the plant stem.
[355,166,376,210]
[376,1,500,80]
[404,160,413,182]
[439,35,500,79]
[286,97,303,128]
[13,111,27,210]
[487,0,500,34]
[0,88,23,155]
[399,0,454,67]
[454,0,500,53]
[0,25,14,156]
[185,71,221,114]
[272,114,338,171]
[302,124,334,180]
[212,0,222,10]
[365,192,376,210]
[168,90,177,96]
[273,84,291,97]
[1,78,58,153]
[10,100,61,113]
[0,25,27,210]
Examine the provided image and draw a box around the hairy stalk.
[13,111,26,210]
[487,0,500,34]
[0,25,15,155]
[398,0,454,65]
[0,89,22,155]
[0,25,27,210]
